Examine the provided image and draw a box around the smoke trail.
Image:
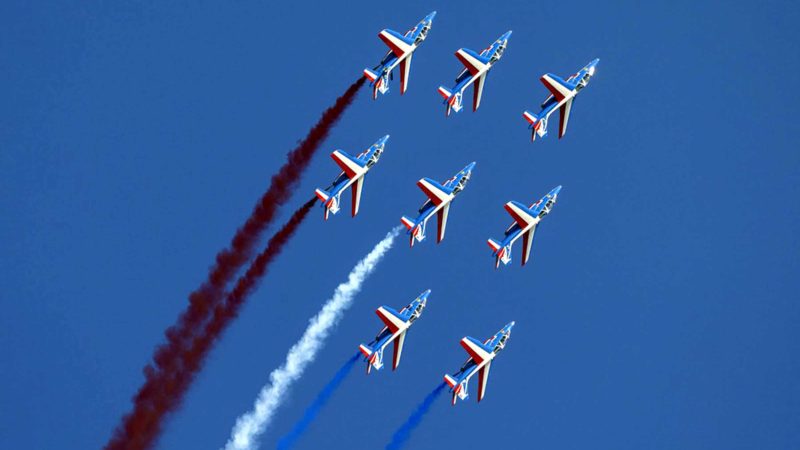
[276,353,360,450]
[385,383,446,450]
[225,227,401,450]
[105,79,363,450]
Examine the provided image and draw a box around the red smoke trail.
[106,78,363,450]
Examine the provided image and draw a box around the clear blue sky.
[2,1,798,449]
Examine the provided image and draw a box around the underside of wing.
[455,48,489,76]
[393,330,407,371]
[417,178,453,206]
[473,73,486,112]
[351,176,364,217]
[521,225,537,266]
[331,150,366,179]
[399,53,412,95]
[460,336,492,365]
[477,361,492,402]
[379,29,413,58]
[558,98,573,139]
[376,306,408,333]
[437,203,450,243]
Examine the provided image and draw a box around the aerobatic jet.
[523,58,599,141]
[400,162,476,247]
[363,11,437,100]
[358,290,430,374]
[437,31,512,116]
[444,321,515,405]
[314,135,389,220]
[487,186,562,268]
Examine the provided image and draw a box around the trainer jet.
[400,162,476,247]
[487,186,562,268]
[314,135,389,220]
[358,290,430,374]
[363,11,437,100]
[437,30,512,116]
[523,58,599,141]
[444,321,515,405]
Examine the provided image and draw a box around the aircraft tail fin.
[401,215,420,248]
[401,215,416,230]
[523,110,547,141]
[363,68,379,82]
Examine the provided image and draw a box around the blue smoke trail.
[385,383,446,450]
[276,353,360,450]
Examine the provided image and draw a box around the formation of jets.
[312,12,601,407]
[356,290,515,405]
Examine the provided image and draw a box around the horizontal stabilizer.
[487,238,502,252]
[315,189,330,203]
[359,344,373,358]
[438,86,453,100]
[401,215,416,230]
[444,374,458,388]
[363,68,379,82]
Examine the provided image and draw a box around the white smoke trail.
[223,227,401,450]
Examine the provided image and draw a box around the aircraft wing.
[378,29,414,58]
[472,73,487,111]
[399,53,412,95]
[455,48,490,76]
[437,203,450,243]
[504,201,538,229]
[540,73,576,102]
[521,224,537,266]
[477,361,492,402]
[376,306,408,333]
[351,177,364,217]
[460,336,493,365]
[331,150,366,179]
[393,330,407,370]
[558,98,573,139]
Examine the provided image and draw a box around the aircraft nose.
[508,321,516,328]
[381,134,390,142]
[502,30,513,40]
[427,11,437,19]
[552,185,563,195]
[466,161,477,171]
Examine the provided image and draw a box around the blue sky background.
[2,1,799,449]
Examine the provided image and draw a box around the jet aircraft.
[523,58,599,141]
[443,321,515,405]
[437,31,512,116]
[487,186,562,268]
[358,290,430,374]
[314,135,389,220]
[363,12,437,100]
[400,162,476,247]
